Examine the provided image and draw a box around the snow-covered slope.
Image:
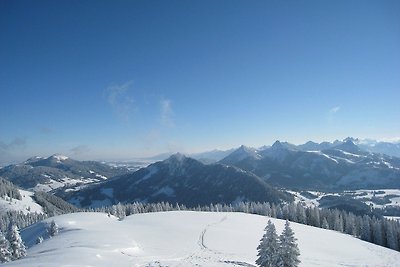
[5,211,400,267]
[0,189,44,215]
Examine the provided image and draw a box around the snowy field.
[4,211,400,267]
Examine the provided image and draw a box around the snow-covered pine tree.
[322,217,329,229]
[277,220,300,267]
[256,220,279,267]
[48,220,59,237]
[6,223,26,260]
[361,215,371,242]
[36,236,44,244]
[0,231,12,263]
[385,220,399,250]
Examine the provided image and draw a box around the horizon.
[1,1,399,164]
[1,136,399,165]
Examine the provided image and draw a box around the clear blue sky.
[1,0,399,163]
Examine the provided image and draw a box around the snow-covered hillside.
[5,211,400,267]
[0,189,44,215]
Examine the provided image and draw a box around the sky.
[1,0,399,163]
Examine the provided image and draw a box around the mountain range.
[1,137,399,209]
[129,137,400,162]
[219,139,400,190]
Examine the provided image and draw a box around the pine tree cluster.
[0,223,26,263]
[256,220,300,267]
[0,177,22,201]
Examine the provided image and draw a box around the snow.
[288,191,320,208]
[50,154,69,163]
[89,170,108,179]
[307,151,338,163]
[95,173,108,179]
[349,189,400,209]
[290,189,400,210]
[33,177,100,192]
[337,150,364,158]
[5,211,400,267]
[383,161,400,170]
[0,189,44,215]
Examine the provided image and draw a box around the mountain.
[331,139,366,154]
[297,141,334,151]
[6,211,400,267]
[296,137,400,158]
[62,154,291,208]
[190,148,236,163]
[0,155,129,192]
[219,145,261,165]
[357,140,400,157]
[219,140,400,190]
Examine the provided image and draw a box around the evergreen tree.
[361,216,371,242]
[0,231,12,263]
[385,221,399,250]
[48,220,59,237]
[36,236,44,244]
[256,220,279,267]
[6,223,26,260]
[344,213,356,236]
[277,220,300,267]
[372,219,384,246]
[333,210,343,232]
[322,217,329,229]
[296,203,307,225]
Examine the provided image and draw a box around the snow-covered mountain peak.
[167,153,187,162]
[271,140,287,150]
[49,154,69,162]
[238,145,257,153]
[343,137,360,143]
[333,140,363,154]
[222,145,261,162]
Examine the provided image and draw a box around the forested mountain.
[61,154,292,208]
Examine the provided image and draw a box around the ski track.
[173,214,256,267]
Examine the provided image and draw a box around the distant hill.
[0,154,130,192]
[61,154,292,208]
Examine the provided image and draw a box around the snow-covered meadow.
[4,211,400,267]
